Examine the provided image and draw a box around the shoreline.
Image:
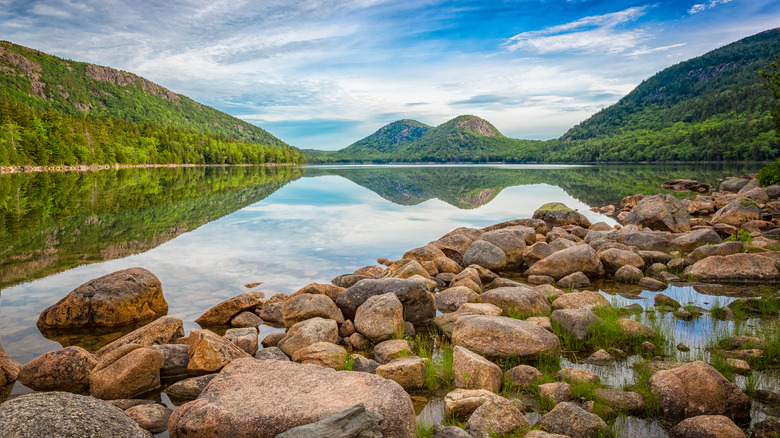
[0,162,296,174]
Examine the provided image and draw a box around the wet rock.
[276,403,383,438]
[187,328,251,375]
[95,315,184,357]
[373,339,412,364]
[17,346,96,393]
[662,179,712,192]
[525,244,604,280]
[557,368,600,384]
[670,415,746,438]
[712,197,762,227]
[684,253,779,283]
[479,286,550,318]
[125,403,172,434]
[351,354,379,373]
[195,291,265,327]
[648,360,751,421]
[375,356,426,390]
[230,311,263,328]
[277,317,339,357]
[168,358,415,438]
[443,388,504,417]
[551,309,603,341]
[551,291,610,310]
[0,391,149,437]
[354,293,404,342]
[291,342,346,370]
[90,345,165,400]
[624,194,691,233]
[533,202,592,229]
[336,278,435,327]
[149,343,189,380]
[254,346,290,361]
[435,286,478,311]
[453,346,502,393]
[282,293,344,329]
[452,315,560,360]
[224,327,259,355]
[538,402,609,438]
[594,389,646,413]
[584,349,615,365]
[466,398,529,438]
[37,267,168,331]
[165,374,217,400]
[557,271,590,289]
[615,265,643,284]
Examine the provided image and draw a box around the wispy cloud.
[689,0,733,14]
[628,43,687,56]
[504,7,648,54]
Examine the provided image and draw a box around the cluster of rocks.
[2,175,779,437]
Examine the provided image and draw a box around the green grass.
[410,331,455,392]
[416,421,436,438]
[625,359,662,417]
[727,229,754,244]
[342,350,356,371]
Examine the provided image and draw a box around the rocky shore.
[1,175,779,437]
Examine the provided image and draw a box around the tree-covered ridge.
[0,41,305,166]
[309,28,780,163]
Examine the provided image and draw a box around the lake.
[1,163,776,435]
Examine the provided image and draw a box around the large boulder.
[89,345,165,399]
[0,342,21,389]
[671,229,721,252]
[291,342,347,370]
[466,398,529,438]
[276,403,383,438]
[277,317,339,357]
[648,361,751,421]
[620,231,671,251]
[453,346,503,393]
[550,291,610,311]
[37,267,168,330]
[551,309,603,341]
[195,291,265,327]
[187,329,251,375]
[95,315,184,357]
[282,293,344,329]
[479,229,528,267]
[336,278,435,327]
[532,202,592,229]
[670,415,746,438]
[525,244,604,280]
[451,315,560,360]
[375,356,426,390]
[598,248,644,275]
[354,293,404,342]
[719,178,750,193]
[685,241,743,264]
[0,391,149,437]
[479,286,550,318]
[684,253,780,283]
[711,198,762,227]
[168,358,415,438]
[463,240,507,271]
[443,388,505,417]
[624,194,690,233]
[435,286,478,312]
[433,303,501,337]
[17,346,97,393]
[537,402,610,438]
[165,374,217,400]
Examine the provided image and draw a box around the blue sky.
[1,0,779,149]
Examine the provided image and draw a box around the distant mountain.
[312,115,541,163]
[0,41,305,165]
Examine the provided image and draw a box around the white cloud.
[628,43,687,57]
[689,0,733,14]
[504,6,648,54]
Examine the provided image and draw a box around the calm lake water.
[1,163,776,435]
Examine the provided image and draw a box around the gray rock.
[0,391,148,437]
[435,286,478,312]
[150,343,189,380]
[671,229,721,252]
[351,354,379,374]
[275,403,383,438]
[551,309,603,341]
[463,240,507,271]
[336,278,435,327]
[165,374,217,400]
[539,382,573,404]
[434,426,472,438]
[638,277,667,291]
[255,346,291,361]
[332,274,373,288]
[719,178,750,193]
[452,346,503,393]
[224,327,259,356]
[532,202,592,229]
[624,194,690,233]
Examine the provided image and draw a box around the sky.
[1,0,779,150]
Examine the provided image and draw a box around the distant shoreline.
[0,162,294,174]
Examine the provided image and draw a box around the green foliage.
[727,229,754,244]
[760,54,780,145]
[0,41,305,166]
[416,421,436,438]
[757,157,780,185]
[411,331,454,392]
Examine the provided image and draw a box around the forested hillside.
[0,41,305,166]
